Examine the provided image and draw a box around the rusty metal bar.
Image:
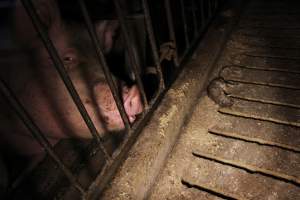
[0,79,86,196]
[20,0,111,161]
[164,0,179,67]
[179,0,190,48]
[77,0,131,131]
[112,0,149,108]
[141,0,165,90]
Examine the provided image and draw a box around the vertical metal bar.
[141,0,165,90]
[179,0,190,48]
[212,0,216,11]
[191,0,199,37]
[200,0,206,30]
[216,0,219,10]
[20,0,111,161]
[0,79,86,196]
[164,0,180,67]
[212,0,217,15]
[77,0,131,129]
[112,0,149,108]
[208,0,212,19]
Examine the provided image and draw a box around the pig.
[0,0,143,157]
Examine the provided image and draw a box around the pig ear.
[62,48,78,70]
[94,20,119,53]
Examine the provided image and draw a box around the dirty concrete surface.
[3,0,300,199]
[148,0,300,199]
[18,0,299,199]
[100,1,241,199]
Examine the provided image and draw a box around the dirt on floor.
[149,0,300,199]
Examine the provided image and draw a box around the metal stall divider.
[20,0,111,161]
[141,0,165,92]
[0,79,86,196]
[112,0,149,109]
[3,0,223,199]
[164,0,180,67]
[179,0,190,49]
[191,0,199,37]
[77,0,132,131]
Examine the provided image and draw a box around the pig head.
[0,0,143,156]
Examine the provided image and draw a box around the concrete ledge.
[101,6,240,200]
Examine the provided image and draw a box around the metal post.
[141,0,165,90]
[0,79,86,196]
[200,0,206,30]
[191,0,199,36]
[179,0,190,48]
[77,0,131,130]
[113,0,149,108]
[164,0,180,67]
[20,0,111,161]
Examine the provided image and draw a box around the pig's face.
[93,82,143,130]
[23,45,143,140]
[0,0,143,156]
[58,34,143,133]
[12,0,143,140]
[68,66,143,134]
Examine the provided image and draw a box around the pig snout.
[122,85,143,122]
[93,83,143,130]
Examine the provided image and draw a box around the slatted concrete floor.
[149,0,300,199]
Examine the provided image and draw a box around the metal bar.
[200,0,206,29]
[216,0,220,11]
[141,0,165,90]
[179,0,190,48]
[214,0,218,11]
[208,0,212,19]
[112,0,149,108]
[85,91,165,200]
[77,0,131,130]
[0,79,86,195]
[191,0,199,36]
[211,0,215,13]
[164,0,180,67]
[213,0,218,14]
[178,38,198,64]
[217,0,221,10]
[21,0,111,161]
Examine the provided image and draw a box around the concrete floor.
[10,0,300,199]
[148,0,300,199]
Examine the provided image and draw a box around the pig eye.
[64,56,73,62]
[63,56,77,69]
[63,49,78,69]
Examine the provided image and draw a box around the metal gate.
[0,0,223,199]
